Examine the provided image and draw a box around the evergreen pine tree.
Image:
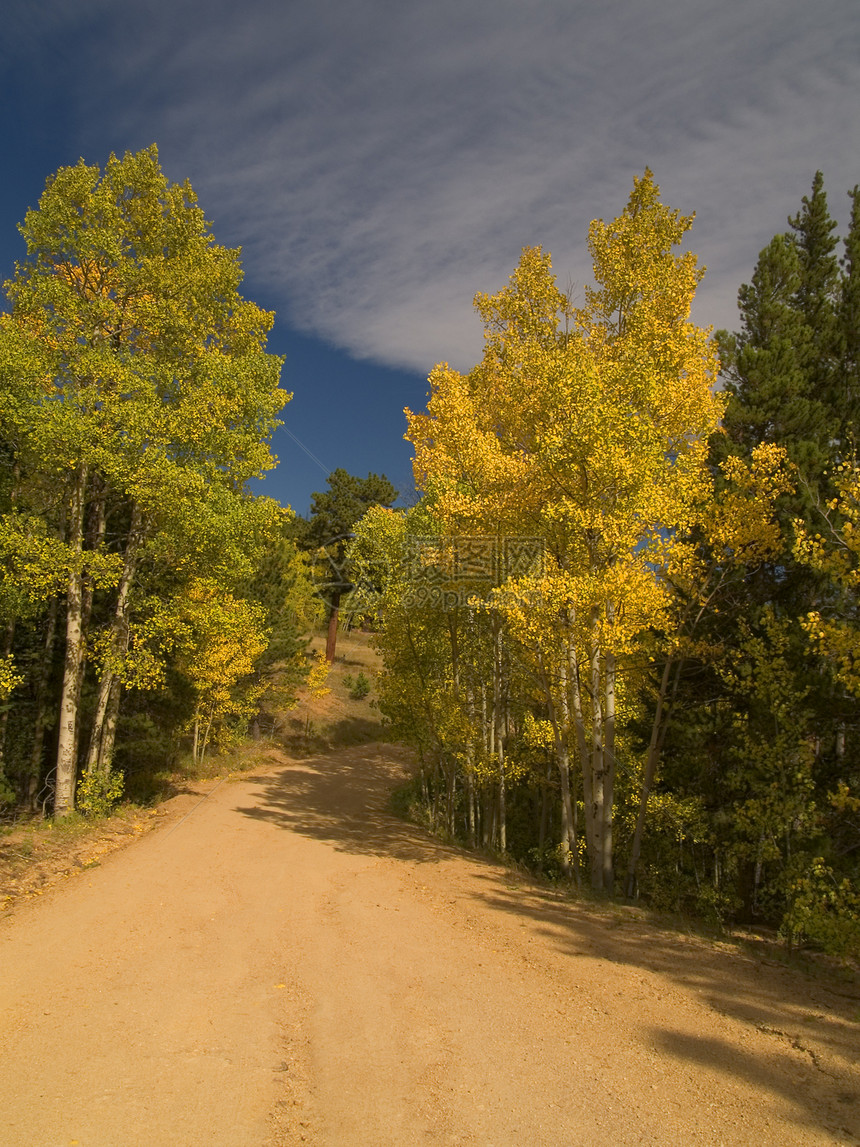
[302,469,397,660]
[716,174,842,516]
[789,171,841,394]
[664,173,860,922]
[839,184,860,450]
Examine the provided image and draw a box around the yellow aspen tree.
[172,580,270,764]
[407,171,722,892]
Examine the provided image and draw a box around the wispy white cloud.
[13,0,860,372]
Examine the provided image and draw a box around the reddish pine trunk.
[325,590,341,661]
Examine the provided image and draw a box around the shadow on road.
[234,743,860,1143]
[466,874,860,1141]
[234,742,462,865]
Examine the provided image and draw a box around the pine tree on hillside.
[661,173,860,921]
[302,469,397,660]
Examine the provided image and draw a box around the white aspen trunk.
[86,505,143,775]
[602,643,616,892]
[540,652,576,879]
[467,769,476,845]
[588,613,605,892]
[447,611,461,839]
[86,669,115,775]
[480,680,489,757]
[624,655,677,898]
[99,677,122,772]
[492,615,506,853]
[54,466,88,817]
[465,681,476,846]
[452,771,458,838]
[556,661,580,886]
[554,736,574,876]
[487,684,495,761]
[28,596,59,810]
[200,701,216,764]
[565,619,592,867]
[498,742,506,853]
[192,714,200,765]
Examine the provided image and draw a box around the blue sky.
[2,0,860,515]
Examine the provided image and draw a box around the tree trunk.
[492,615,506,854]
[465,681,476,847]
[325,589,341,661]
[54,466,88,817]
[540,654,576,880]
[565,621,592,868]
[86,505,144,775]
[452,769,458,837]
[27,596,59,811]
[625,655,678,898]
[588,615,606,892]
[97,677,122,776]
[467,769,476,846]
[602,645,616,892]
[498,747,506,854]
[192,714,200,765]
[200,701,216,764]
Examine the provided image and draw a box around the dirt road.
[1,744,859,1146]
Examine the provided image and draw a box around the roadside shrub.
[348,672,371,700]
[75,769,124,818]
[780,857,860,958]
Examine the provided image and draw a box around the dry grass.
[279,627,386,753]
[0,804,159,910]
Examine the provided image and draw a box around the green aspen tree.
[3,146,286,813]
